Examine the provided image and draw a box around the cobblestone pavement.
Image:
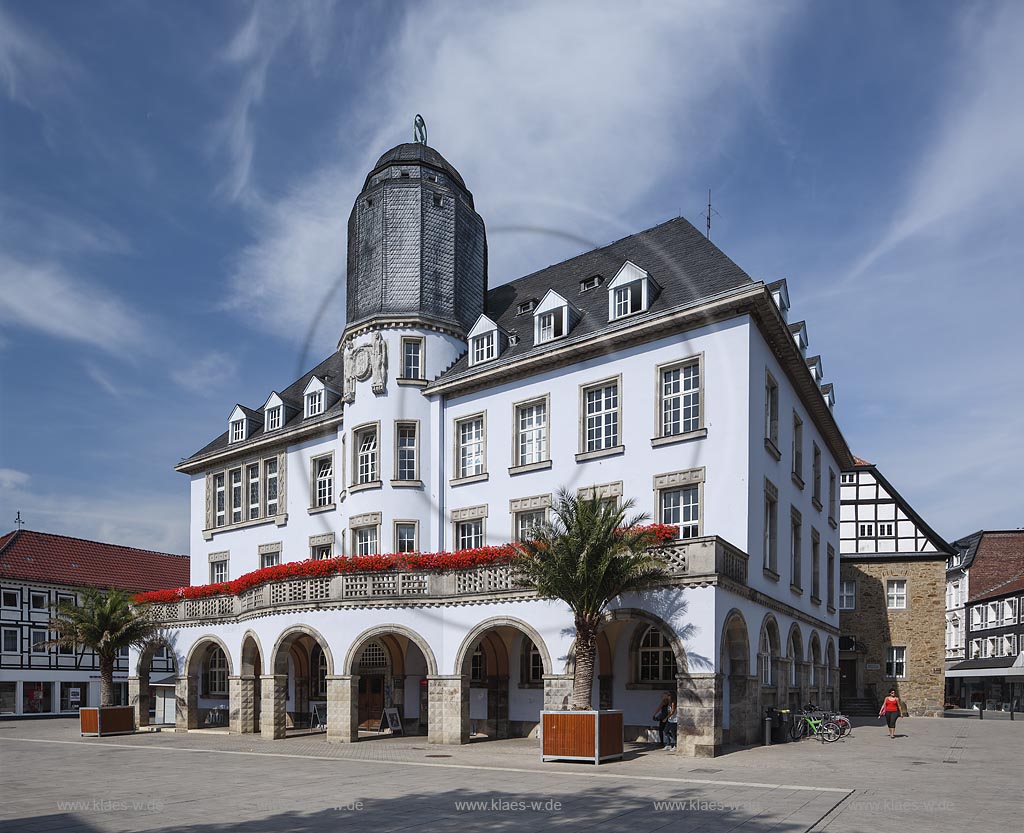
[0,714,1018,832]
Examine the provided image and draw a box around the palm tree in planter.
[513,489,673,763]
[48,588,161,735]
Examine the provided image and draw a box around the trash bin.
[773,708,792,743]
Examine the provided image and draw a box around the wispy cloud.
[170,351,240,395]
[0,254,145,353]
[0,197,130,257]
[0,468,29,490]
[0,3,76,109]
[82,360,123,398]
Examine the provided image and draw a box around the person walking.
[879,688,906,738]
[652,692,672,747]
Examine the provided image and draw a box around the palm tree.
[513,488,671,710]
[47,588,161,707]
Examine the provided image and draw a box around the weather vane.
[414,114,427,146]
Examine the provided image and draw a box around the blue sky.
[0,0,1021,554]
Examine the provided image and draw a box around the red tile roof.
[966,531,1024,601]
[852,455,873,467]
[971,571,1024,602]
[0,530,189,593]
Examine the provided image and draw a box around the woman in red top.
[879,688,904,738]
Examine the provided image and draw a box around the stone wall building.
[838,458,951,716]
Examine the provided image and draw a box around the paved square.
[0,715,1018,832]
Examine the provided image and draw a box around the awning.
[946,666,1024,678]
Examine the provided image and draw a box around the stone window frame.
[398,336,426,385]
[350,421,382,492]
[258,542,282,569]
[510,494,551,543]
[208,551,229,584]
[577,481,623,510]
[510,394,551,472]
[451,504,487,550]
[393,519,419,553]
[886,577,910,611]
[452,411,488,485]
[763,478,779,579]
[652,353,706,447]
[393,420,421,485]
[631,623,679,688]
[653,467,705,539]
[884,645,907,680]
[309,532,335,560]
[764,370,780,458]
[204,452,286,539]
[576,374,624,461]
[309,452,335,512]
[350,512,382,556]
[790,506,803,594]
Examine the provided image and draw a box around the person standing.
[652,692,672,747]
[664,695,678,751]
[879,688,906,738]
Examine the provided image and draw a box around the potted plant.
[48,588,160,736]
[513,489,670,763]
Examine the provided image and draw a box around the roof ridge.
[0,528,186,560]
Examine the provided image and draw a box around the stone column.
[542,674,573,711]
[675,672,722,758]
[260,674,289,740]
[175,675,198,732]
[128,677,148,728]
[428,675,469,745]
[230,675,257,734]
[326,675,359,742]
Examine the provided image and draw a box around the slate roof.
[365,143,468,191]
[0,530,189,593]
[432,217,755,384]
[950,530,984,573]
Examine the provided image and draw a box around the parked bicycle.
[790,706,842,742]
[802,702,852,737]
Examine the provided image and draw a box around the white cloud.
[0,197,130,257]
[0,254,146,354]
[82,360,123,398]
[0,468,30,490]
[0,4,75,108]
[170,351,240,395]
[220,0,797,350]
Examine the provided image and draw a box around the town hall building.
[135,137,852,756]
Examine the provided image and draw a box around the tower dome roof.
[364,143,467,190]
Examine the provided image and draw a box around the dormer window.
[229,419,245,443]
[471,332,496,364]
[607,261,658,321]
[265,406,282,432]
[580,275,602,292]
[516,299,537,316]
[613,283,643,318]
[305,390,324,418]
[536,310,564,344]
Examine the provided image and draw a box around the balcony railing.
[145,536,748,626]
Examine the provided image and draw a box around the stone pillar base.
[175,675,198,732]
[428,675,469,745]
[326,675,359,742]
[675,672,722,757]
[542,674,573,711]
[260,674,289,740]
[230,675,257,734]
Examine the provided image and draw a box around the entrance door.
[839,659,857,699]
[358,674,384,728]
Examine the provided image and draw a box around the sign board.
[866,663,880,670]
[32,689,44,700]
[379,707,403,735]
[69,688,81,702]
[311,703,327,732]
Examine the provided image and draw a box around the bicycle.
[803,702,852,737]
[790,707,842,742]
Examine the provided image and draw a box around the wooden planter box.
[541,710,623,764]
[80,706,136,737]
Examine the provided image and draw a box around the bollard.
[764,715,773,746]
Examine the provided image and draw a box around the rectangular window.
[886,646,906,679]
[790,509,802,589]
[247,464,260,520]
[260,551,280,569]
[1,628,18,654]
[765,372,779,446]
[355,427,378,484]
[471,332,496,364]
[264,458,278,516]
[214,473,226,527]
[858,522,875,538]
[811,531,821,600]
[764,487,778,573]
[22,682,52,714]
[265,406,282,432]
[536,310,564,343]
[354,526,378,556]
[827,544,836,607]
[584,381,619,452]
[660,360,700,437]
[828,469,837,522]
[401,338,423,379]
[812,443,822,503]
[887,579,907,610]
[210,560,228,583]
[230,468,243,524]
[515,400,547,466]
[839,580,856,610]
[395,523,418,553]
[456,520,484,550]
[395,423,418,481]
[515,509,546,543]
[841,472,856,485]
[313,455,334,507]
[660,486,700,539]
[305,390,324,418]
[612,281,642,318]
[230,419,245,443]
[30,592,47,611]
[456,416,485,478]
[878,522,895,538]
[312,543,333,560]
[792,413,804,482]
[30,630,47,653]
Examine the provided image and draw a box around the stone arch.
[757,614,782,691]
[133,635,180,728]
[601,607,689,673]
[343,624,438,677]
[240,630,264,677]
[786,623,804,664]
[720,609,750,676]
[270,624,334,677]
[136,634,179,677]
[184,634,235,678]
[453,617,551,678]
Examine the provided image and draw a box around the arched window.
[471,645,486,683]
[358,641,387,671]
[638,626,678,683]
[206,646,228,696]
[789,636,800,687]
[314,647,328,697]
[522,639,543,684]
[760,629,775,687]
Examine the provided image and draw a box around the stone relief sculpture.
[342,333,388,403]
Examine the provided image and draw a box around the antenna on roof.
[15,511,25,530]
[700,189,720,240]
